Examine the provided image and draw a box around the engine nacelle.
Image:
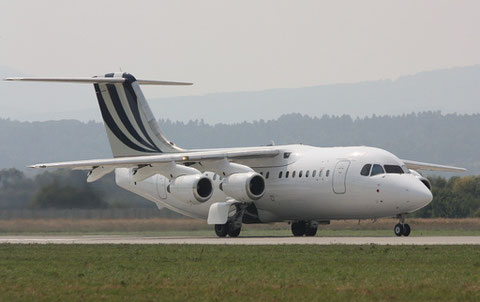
[220,172,265,202]
[167,174,213,204]
[410,169,432,191]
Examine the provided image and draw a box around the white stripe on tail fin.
[5,72,190,157]
[95,72,185,157]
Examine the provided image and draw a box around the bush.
[414,176,480,218]
[29,181,107,209]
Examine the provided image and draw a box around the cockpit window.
[401,165,410,174]
[370,164,384,176]
[360,164,371,176]
[384,165,404,174]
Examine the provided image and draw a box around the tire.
[394,223,404,237]
[291,221,306,237]
[214,224,228,237]
[305,226,317,237]
[403,224,411,237]
[228,227,241,238]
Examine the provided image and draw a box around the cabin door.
[332,160,350,194]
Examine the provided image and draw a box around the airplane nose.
[409,180,433,207]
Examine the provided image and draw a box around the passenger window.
[371,164,385,176]
[286,171,290,178]
[299,171,303,178]
[266,172,270,179]
[384,165,404,174]
[312,170,316,177]
[292,171,296,178]
[326,170,330,177]
[278,171,283,178]
[319,170,323,177]
[306,170,309,178]
[213,174,217,180]
[360,164,371,176]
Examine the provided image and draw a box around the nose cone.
[409,180,433,208]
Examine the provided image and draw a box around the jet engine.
[167,174,214,204]
[220,172,265,202]
[409,170,432,191]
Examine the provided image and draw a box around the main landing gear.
[394,215,411,237]
[291,221,318,237]
[214,222,242,238]
[214,203,246,238]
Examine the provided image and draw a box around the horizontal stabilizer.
[4,77,193,86]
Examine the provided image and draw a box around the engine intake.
[168,174,213,204]
[220,172,265,202]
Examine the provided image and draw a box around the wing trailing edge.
[402,159,466,172]
[28,149,281,170]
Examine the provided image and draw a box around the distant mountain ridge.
[1,112,479,175]
[150,65,480,123]
[1,65,480,123]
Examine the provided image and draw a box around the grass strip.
[0,244,478,301]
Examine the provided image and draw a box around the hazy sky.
[1,0,479,98]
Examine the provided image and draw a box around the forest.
[1,112,479,174]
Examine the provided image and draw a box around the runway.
[0,235,479,245]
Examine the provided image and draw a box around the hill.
[1,65,480,123]
[151,65,480,123]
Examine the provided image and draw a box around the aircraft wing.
[29,149,280,170]
[402,159,466,172]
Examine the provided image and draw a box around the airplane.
[5,72,466,237]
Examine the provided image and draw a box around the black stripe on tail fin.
[94,72,183,157]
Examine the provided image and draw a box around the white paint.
[17,73,465,236]
[115,145,434,223]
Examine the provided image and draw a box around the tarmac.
[0,235,479,245]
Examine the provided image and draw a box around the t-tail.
[5,72,191,157]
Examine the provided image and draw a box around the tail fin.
[5,72,191,157]
[94,72,185,157]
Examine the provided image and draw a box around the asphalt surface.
[0,236,479,245]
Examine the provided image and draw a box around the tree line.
[413,176,480,218]
[1,168,479,218]
[1,112,480,174]
[0,168,155,210]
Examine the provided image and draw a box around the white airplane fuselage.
[116,144,433,223]
[10,72,460,236]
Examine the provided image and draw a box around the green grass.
[0,245,479,301]
[1,218,480,236]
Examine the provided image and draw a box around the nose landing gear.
[394,215,411,237]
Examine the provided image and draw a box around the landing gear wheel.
[214,224,229,237]
[394,223,404,237]
[291,221,306,236]
[228,226,242,238]
[403,224,411,237]
[305,226,318,237]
